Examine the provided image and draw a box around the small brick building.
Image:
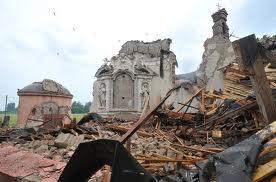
[17,79,73,128]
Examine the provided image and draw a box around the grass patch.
[0,113,17,127]
[0,113,86,127]
[72,113,86,122]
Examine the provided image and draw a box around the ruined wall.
[197,36,235,90]
[196,8,235,91]
[17,95,72,127]
[259,35,276,56]
[173,72,199,112]
[91,39,177,117]
[119,39,171,57]
[173,85,199,113]
[172,8,235,113]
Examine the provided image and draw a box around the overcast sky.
[0,0,275,109]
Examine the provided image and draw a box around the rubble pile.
[1,78,276,181]
[1,64,276,181]
[0,81,275,181]
[0,144,66,181]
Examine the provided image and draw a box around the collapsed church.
[1,7,276,182]
[91,8,236,118]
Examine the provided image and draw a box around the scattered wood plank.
[253,158,276,182]
[197,101,257,129]
[119,86,179,143]
[105,124,153,138]
[171,143,219,154]
[176,88,203,113]
[135,157,197,164]
[233,34,276,123]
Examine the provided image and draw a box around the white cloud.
[2,0,273,109]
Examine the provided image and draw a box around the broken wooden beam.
[105,124,152,138]
[196,101,257,128]
[135,157,198,164]
[177,102,199,110]
[232,34,276,123]
[171,143,220,154]
[119,87,178,143]
[176,88,203,112]
[253,158,276,182]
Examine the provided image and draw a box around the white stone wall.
[91,39,177,116]
[198,36,235,91]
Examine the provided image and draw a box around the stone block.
[166,149,177,159]
[157,148,167,156]
[164,162,175,172]
[54,133,75,148]
[35,144,48,154]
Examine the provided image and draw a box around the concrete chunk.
[54,133,74,148]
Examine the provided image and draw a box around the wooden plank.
[226,67,254,76]
[253,120,276,142]
[197,101,257,128]
[135,157,197,164]
[105,124,152,138]
[171,143,219,154]
[177,102,199,110]
[232,34,276,123]
[176,88,203,112]
[259,145,276,157]
[199,91,205,114]
[253,158,276,182]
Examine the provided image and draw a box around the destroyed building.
[91,39,177,118]
[173,8,235,112]
[0,7,275,182]
[91,8,236,116]
[17,79,73,128]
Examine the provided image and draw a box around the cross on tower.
[217,2,221,10]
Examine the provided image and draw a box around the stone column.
[134,78,139,111]
[106,79,112,112]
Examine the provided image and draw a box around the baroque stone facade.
[91,8,274,116]
[91,39,177,117]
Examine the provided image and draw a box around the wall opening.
[113,73,134,109]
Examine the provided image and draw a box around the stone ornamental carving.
[103,58,110,65]
[91,39,177,118]
[98,83,106,107]
[42,79,62,93]
[140,82,150,109]
[26,101,70,128]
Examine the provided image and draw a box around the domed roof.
[17,79,73,98]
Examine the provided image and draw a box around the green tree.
[71,101,84,113]
[83,102,92,113]
[6,102,16,113]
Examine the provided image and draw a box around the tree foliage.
[71,101,91,114]
[6,102,17,113]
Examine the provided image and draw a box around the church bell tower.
[211,8,229,39]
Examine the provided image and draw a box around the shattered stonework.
[198,36,235,90]
[119,39,172,57]
[211,8,229,38]
[91,39,177,118]
[198,8,235,91]
[259,35,276,56]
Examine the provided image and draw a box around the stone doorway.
[113,73,134,109]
